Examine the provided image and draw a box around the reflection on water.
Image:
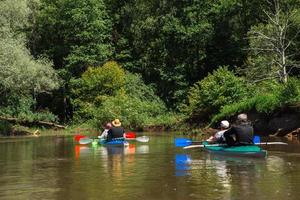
[175,154,191,176]
[74,142,150,184]
[0,135,300,200]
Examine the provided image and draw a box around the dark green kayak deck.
[203,143,267,158]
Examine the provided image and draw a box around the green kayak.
[202,142,267,158]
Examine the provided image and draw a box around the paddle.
[125,132,149,143]
[174,138,203,147]
[183,143,227,149]
[79,137,94,145]
[74,134,86,142]
[125,132,136,139]
[253,135,261,144]
[183,141,288,149]
[255,142,288,145]
[252,135,288,145]
[175,135,262,147]
[135,136,150,143]
[78,135,150,145]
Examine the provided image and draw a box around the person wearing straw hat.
[223,113,254,146]
[107,119,125,141]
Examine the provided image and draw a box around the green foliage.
[1,0,299,130]
[211,78,300,125]
[143,113,182,129]
[124,72,160,102]
[184,67,248,120]
[211,94,280,125]
[72,61,125,99]
[279,77,300,103]
[243,0,300,83]
[112,0,216,107]
[70,61,125,120]
[33,0,114,76]
[0,95,58,122]
[0,0,60,95]
[70,61,177,128]
[92,93,179,130]
[0,121,13,136]
[0,0,60,123]
[0,0,30,36]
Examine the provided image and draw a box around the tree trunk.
[282,52,288,83]
[0,116,65,129]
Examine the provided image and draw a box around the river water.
[0,133,299,200]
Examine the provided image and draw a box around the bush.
[70,61,179,128]
[0,121,12,136]
[210,78,300,125]
[70,61,125,101]
[279,77,300,104]
[124,72,160,102]
[0,95,58,122]
[184,66,248,120]
[70,61,126,121]
[92,93,169,129]
[211,94,279,125]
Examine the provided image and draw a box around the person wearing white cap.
[207,120,230,144]
[223,113,254,146]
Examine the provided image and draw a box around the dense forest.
[0,0,300,133]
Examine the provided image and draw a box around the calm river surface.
[0,133,300,200]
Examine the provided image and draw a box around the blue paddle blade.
[253,135,261,144]
[174,138,192,147]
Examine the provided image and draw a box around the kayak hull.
[99,138,129,146]
[203,142,267,158]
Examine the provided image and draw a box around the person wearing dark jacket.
[107,119,125,141]
[223,113,254,146]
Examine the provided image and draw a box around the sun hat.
[220,120,230,128]
[112,119,122,127]
[237,113,248,122]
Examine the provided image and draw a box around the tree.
[0,0,60,120]
[244,0,300,83]
[0,0,59,96]
[70,61,125,120]
[113,0,216,107]
[31,0,114,77]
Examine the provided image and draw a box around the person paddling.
[207,120,230,144]
[223,113,254,146]
[107,119,125,142]
[99,122,112,140]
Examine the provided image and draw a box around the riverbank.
[1,105,299,139]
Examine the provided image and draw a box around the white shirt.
[99,129,109,139]
[214,129,227,140]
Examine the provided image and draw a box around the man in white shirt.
[207,120,230,144]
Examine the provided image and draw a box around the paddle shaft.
[183,142,288,149]
[256,142,288,145]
